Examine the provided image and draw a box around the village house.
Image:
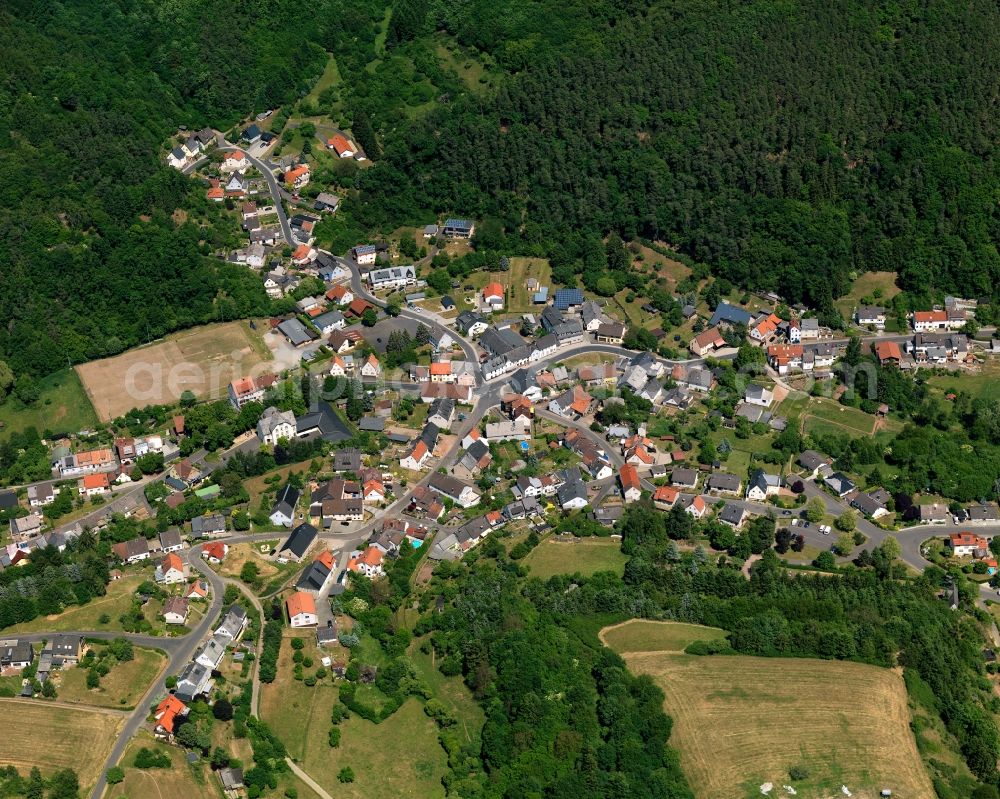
[745,469,780,501]
[595,322,627,345]
[948,532,990,558]
[154,553,186,585]
[348,545,386,578]
[191,513,227,538]
[481,282,505,312]
[855,306,887,329]
[361,354,382,379]
[619,465,642,503]
[297,551,334,592]
[269,484,301,528]
[162,596,190,625]
[719,503,748,529]
[689,326,725,356]
[441,218,476,238]
[327,134,355,158]
[228,373,277,409]
[283,164,310,189]
[399,437,431,470]
[277,523,318,562]
[683,495,707,518]
[257,406,297,445]
[427,473,481,508]
[367,265,416,290]
[221,150,249,172]
[652,485,679,510]
[153,695,189,740]
[875,340,902,366]
[112,537,150,564]
[215,605,249,643]
[201,541,229,564]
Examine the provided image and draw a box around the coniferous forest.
[4,0,1000,375]
[353,0,1000,319]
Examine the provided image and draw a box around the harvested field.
[76,321,271,421]
[0,700,123,791]
[607,636,934,799]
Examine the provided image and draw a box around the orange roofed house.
[482,282,505,312]
[912,310,948,332]
[78,472,110,497]
[766,344,803,375]
[286,591,318,628]
[750,313,783,343]
[227,373,277,410]
[689,326,725,356]
[653,485,679,509]
[155,553,186,585]
[326,134,355,158]
[348,545,385,578]
[153,695,189,740]
[619,465,642,503]
[874,340,902,366]
[948,532,990,558]
[284,164,310,190]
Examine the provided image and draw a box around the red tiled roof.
[286,591,316,617]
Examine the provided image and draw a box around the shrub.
[106,767,125,785]
[134,747,171,769]
[338,767,355,783]
[328,727,341,747]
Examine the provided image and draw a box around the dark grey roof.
[709,302,753,327]
[0,491,17,510]
[280,523,318,559]
[707,472,742,492]
[296,559,332,591]
[719,504,746,525]
[359,416,384,432]
[159,529,183,549]
[271,484,301,520]
[278,318,314,346]
[295,401,352,443]
[191,514,225,535]
[333,448,362,473]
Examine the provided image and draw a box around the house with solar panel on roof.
[441,218,476,238]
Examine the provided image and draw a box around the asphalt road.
[218,142,293,246]
[88,531,280,799]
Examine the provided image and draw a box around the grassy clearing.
[434,34,498,92]
[408,640,484,746]
[305,54,343,106]
[260,628,347,759]
[599,620,727,654]
[7,574,149,634]
[0,700,123,791]
[929,359,1000,401]
[506,257,552,312]
[302,698,447,799]
[836,271,900,319]
[108,733,219,799]
[244,459,315,507]
[55,645,165,710]
[619,651,934,799]
[0,368,98,437]
[522,538,629,579]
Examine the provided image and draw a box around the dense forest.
[5,0,1000,377]
[348,0,1000,318]
[0,0,344,377]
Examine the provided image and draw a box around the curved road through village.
[16,251,989,797]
